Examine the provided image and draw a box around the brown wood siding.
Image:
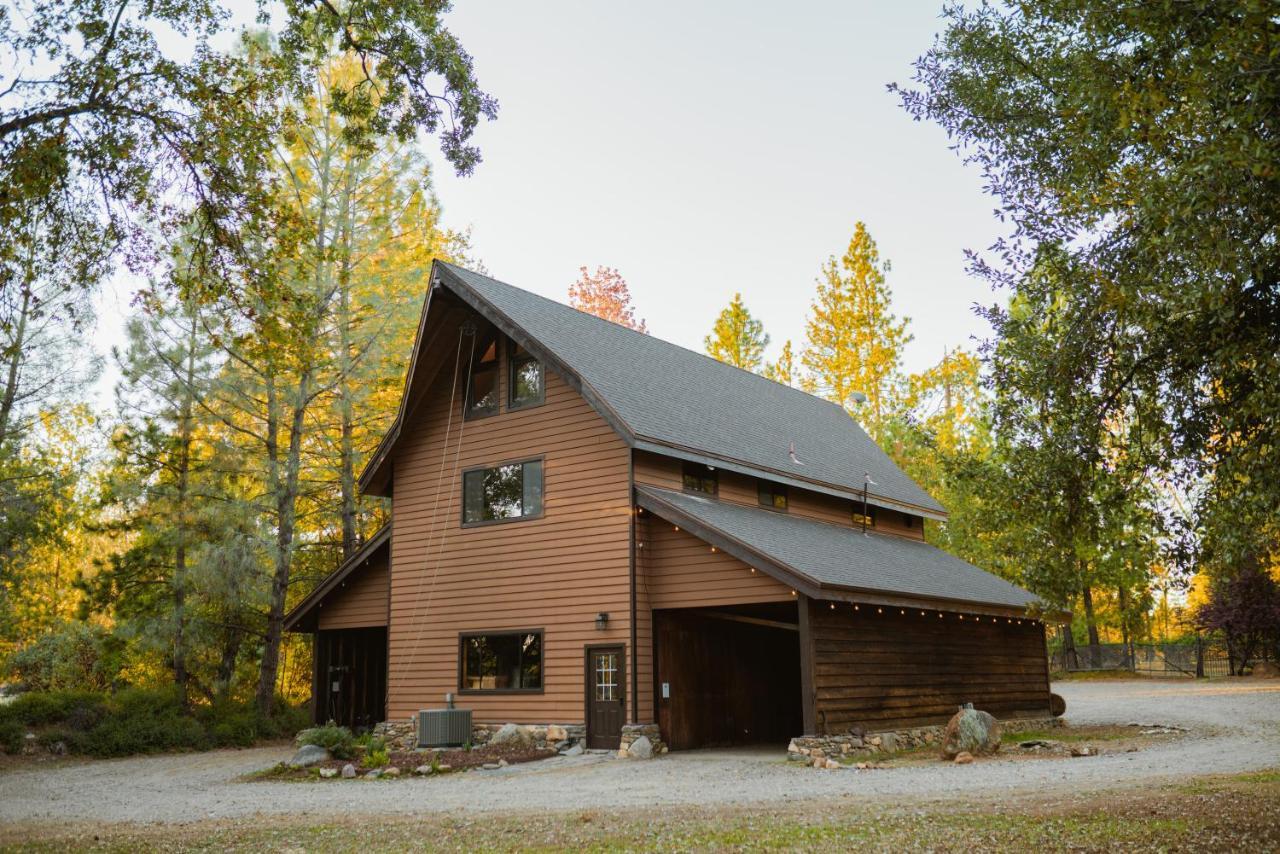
[317,557,390,630]
[388,311,633,724]
[807,599,1052,732]
[634,513,794,723]
[632,451,926,540]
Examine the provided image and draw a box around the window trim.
[460,455,547,528]
[757,480,789,512]
[457,628,546,695]
[463,331,502,421]
[681,462,718,496]
[507,341,546,411]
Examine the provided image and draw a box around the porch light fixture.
[595,612,610,631]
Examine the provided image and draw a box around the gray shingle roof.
[439,263,945,514]
[636,485,1039,611]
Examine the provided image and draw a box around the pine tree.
[704,293,769,372]
[568,266,647,332]
[802,222,911,440]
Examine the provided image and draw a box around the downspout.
[629,457,639,724]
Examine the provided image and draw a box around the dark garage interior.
[312,626,387,730]
[654,602,803,750]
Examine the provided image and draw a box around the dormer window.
[508,341,544,410]
[682,462,717,496]
[465,330,500,418]
[758,480,788,511]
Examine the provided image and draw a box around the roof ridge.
[439,262,852,416]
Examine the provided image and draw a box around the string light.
[829,603,835,610]
[673,525,679,532]
[900,609,905,615]
[877,608,883,614]
[854,605,860,611]
[710,546,717,553]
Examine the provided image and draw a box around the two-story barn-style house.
[285,261,1053,751]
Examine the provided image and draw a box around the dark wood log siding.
[632,451,926,540]
[807,599,1052,732]
[317,554,390,630]
[388,308,633,723]
[314,627,388,729]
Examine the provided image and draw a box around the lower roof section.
[284,525,391,632]
[635,485,1043,617]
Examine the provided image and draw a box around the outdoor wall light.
[595,612,610,630]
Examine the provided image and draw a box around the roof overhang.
[284,525,392,632]
[635,486,1056,621]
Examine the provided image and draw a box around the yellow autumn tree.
[764,340,797,387]
[704,292,769,372]
[802,222,911,440]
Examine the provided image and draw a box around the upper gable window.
[758,480,788,511]
[463,459,544,524]
[465,330,500,419]
[508,341,544,410]
[682,463,717,496]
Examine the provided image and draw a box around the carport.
[654,602,803,750]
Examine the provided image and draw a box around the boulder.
[287,744,330,768]
[1251,660,1280,679]
[1050,692,1067,717]
[546,725,568,743]
[365,769,381,779]
[319,767,338,778]
[414,765,434,776]
[824,758,842,770]
[383,766,401,777]
[941,704,1002,759]
[561,743,584,757]
[482,762,501,770]
[627,735,653,760]
[489,723,532,747]
[954,751,974,765]
[341,763,357,778]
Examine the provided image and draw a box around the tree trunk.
[0,283,33,447]
[336,165,358,559]
[255,370,310,716]
[1060,621,1079,671]
[1081,585,1101,669]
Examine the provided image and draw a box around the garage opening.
[654,602,802,750]
[313,626,387,730]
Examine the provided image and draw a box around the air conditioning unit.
[418,695,471,748]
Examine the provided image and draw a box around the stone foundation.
[372,718,586,752]
[787,717,1060,763]
[618,723,667,758]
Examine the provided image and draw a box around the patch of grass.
[8,768,1278,852]
[1002,724,1144,744]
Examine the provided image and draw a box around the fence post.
[1195,634,1204,679]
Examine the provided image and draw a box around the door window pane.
[594,653,618,701]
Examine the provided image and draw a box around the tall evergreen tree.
[704,293,769,372]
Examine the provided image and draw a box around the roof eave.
[284,525,392,632]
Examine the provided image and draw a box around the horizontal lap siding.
[632,451,925,540]
[388,317,631,725]
[808,601,1052,732]
[317,557,390,630]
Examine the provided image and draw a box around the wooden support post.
[797,594,817,735]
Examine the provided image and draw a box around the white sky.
[94,1,1003,406]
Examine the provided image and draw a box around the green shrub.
[362,746,389,769]
[0,718,23,753]
[0,690,106,728]
[297,723,355,759]
[5,623,123,692]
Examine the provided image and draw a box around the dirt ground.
[0,678,1277,848]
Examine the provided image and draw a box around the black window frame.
[461,457,545,527]
[464,330,501,420]
[681,462,718,496]
[507,340,545,411]
[757,480,789,512]
[457,629,545,694]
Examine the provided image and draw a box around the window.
[682,462,717,495]
[465,331,500,418]
[460,631,542,692]
[852,500,877,528]
[508,341,544,409]
[594,652,619,701]
[758,480,788,511]
[462,459,544,524]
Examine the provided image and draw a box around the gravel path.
[2,679,1277,825]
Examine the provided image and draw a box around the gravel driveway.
[1,679,1277,825]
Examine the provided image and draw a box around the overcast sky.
[95,1,1002,404]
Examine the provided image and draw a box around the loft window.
[460,631,543,692]
[508,341,544,409]
[758,480,788,511]
[462,459,544,524]
[682,462,717,495]
[465,331,500,418]
[852,500,877,528]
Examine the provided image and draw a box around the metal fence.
[1051,640,1233,678]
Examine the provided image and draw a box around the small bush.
[0,690,106,728]
[363,746,389,769]
[297,724,355,759]
[5,623,123,692]
[0,718,23,753]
